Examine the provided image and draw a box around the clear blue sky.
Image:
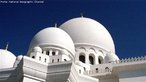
[0,0,146,59]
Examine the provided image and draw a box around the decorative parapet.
[84,68,111,75]
[118,56,146,63]
[84,56,146,75]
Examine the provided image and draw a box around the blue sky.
[0,0,146,59]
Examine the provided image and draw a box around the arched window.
[47,51,50,55]
[89,55,94,65]
[99,58,101,64]
[52,51,55,56]
[105,67,110,72]
[79,54,85,63]
[98,56,103,64]
[84,67,86,71]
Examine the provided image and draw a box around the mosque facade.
[0,17,146,82]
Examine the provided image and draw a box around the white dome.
[0,49,16,69]
[29,27,75,56]
[59,17,115,53]
[104,53,119,63]
[33,46,42,53]
[17,55,23,60]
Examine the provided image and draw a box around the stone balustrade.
[84,68,111,75]
[84,56,146,75]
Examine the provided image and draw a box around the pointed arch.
[79,53,85,63]
[89,54,95,65]
[79,47,86,51]
[98,56,103,64]
[89,48,96,53]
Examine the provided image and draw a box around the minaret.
[55,23,57,28]
[5,42,9,50]
[80,13,84,18]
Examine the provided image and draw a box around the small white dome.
[104,53,119,63]
[33,46,42,53]
[0,49,16,69]
[17,55,23,60]
[28,27,75,57]
[59,17,115,53]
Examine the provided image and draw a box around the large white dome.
[59,17,115,53]
[0,49,16,69]
[28,27,75,56]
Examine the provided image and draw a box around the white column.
[86,52,89,64]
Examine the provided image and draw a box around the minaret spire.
[55,23,57,28]
[5,42,9,50]
[80,13,84,18]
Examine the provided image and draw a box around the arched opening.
[98,56,103,64]
[79,54,85,63]
[52,51,55,56]
[99,58,101,64]
[84,67,86,71]
[57,59,59,62]
[89,55,94,65]
[105,67,110,72]
[47,51,50,55]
